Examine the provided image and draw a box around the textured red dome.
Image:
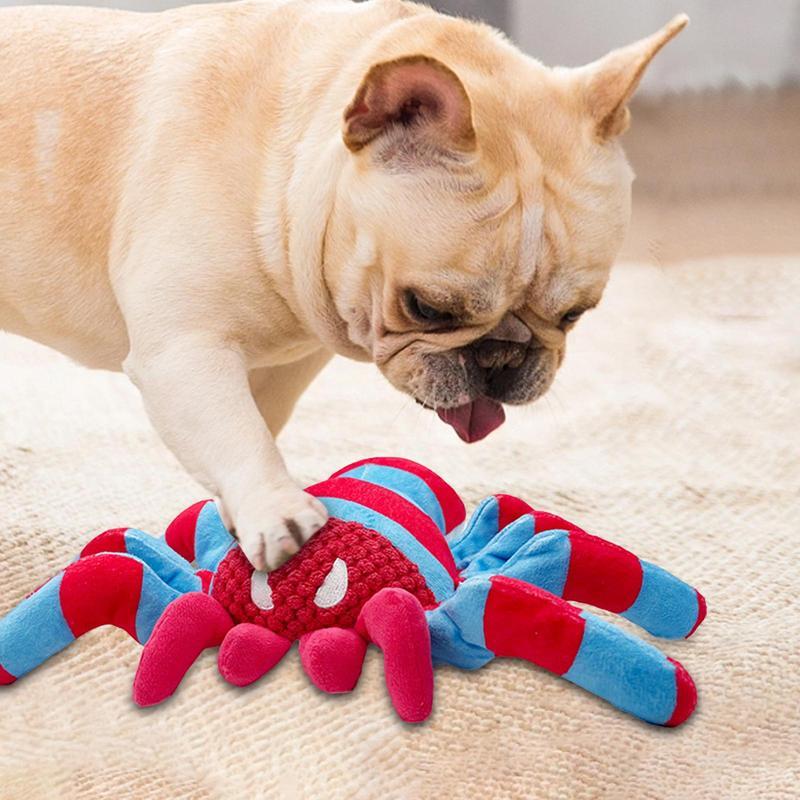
[212,518,436,641]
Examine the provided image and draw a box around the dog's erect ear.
[581,14,689,139]
[343,55,476,154]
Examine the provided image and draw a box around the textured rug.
[1,256,798,799]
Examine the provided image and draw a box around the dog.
[0,0,687,571]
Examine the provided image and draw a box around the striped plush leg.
[164,500,237,572]
[80,527,202,594]
[497,526,706,639]
[480,576,696,726]
[428,576,696,725]
[448,494,535,570]
[0,553,182,684]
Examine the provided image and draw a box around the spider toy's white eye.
[250,571,274,611]
[313,558,349,608]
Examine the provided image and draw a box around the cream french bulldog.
[0,0,687,570]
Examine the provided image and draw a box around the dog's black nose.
[473,338,528,372]
[472,312,532,374]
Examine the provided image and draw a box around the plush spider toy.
[0,457,705,725]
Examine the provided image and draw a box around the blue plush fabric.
[0,573,75,679]
[123,529,201,594]
[427,577,494,669]
[135,564,184,643]
[448,496,500,568]
[460,514,535,578]
[565,611,677,725]
[496,529,573,596]
[194,502,237,573]
[622,560,700,638]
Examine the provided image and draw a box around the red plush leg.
[218,624,291,687]
[133,592,233,706]
[355,588,433,723]
[299,628,367,694]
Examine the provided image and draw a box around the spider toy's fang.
[134,592,233,707]
[218,623,292,687]
[299,628,368,694]
[355,588,434,723]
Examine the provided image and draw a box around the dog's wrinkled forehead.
[352,168,532,306]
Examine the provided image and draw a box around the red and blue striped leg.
[449,494,536,570]
[483,576,697,726]
[81,527,201,594]
[164,500,237,573]
[0,553,182,684]
[499,524,706,639]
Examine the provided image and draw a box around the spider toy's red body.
[0,457,706,726]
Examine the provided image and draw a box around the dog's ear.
[580,14,689,139]
[343,55,476,154]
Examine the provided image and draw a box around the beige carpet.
[1,254,798,799]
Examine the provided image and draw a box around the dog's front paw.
[234,484,329,572]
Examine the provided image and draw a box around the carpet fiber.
[1,257,798,799]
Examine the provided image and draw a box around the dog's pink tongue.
[437,398,506,443]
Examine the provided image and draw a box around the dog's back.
[0,0,434,367]
[0,4,166,364]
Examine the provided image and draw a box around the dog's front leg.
[124,337,328,571]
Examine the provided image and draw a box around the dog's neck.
[254,3,439,363]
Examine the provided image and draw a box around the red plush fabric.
[665,657,698,727]
[355,588,434,723]
[212,520,435,639]
[197,569,214,594]
[164,500,208,562]
[60,554,143,640]
[0,664,16,685]
[561,531,644,613]
[532,509,586,535]
[218,624,292,687]
[133,592,233,706]
[495,494,534,531]
[299,628,368,694]
[79,528,128,558]
[484,575,585,675]
[686,590,707,638]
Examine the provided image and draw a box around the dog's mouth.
[416,397,506,443]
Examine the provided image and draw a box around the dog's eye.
[559,309,585,328]
[405,290,454,325]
